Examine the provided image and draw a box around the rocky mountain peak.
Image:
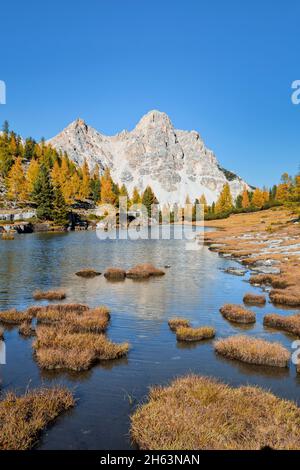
[75,118,87,128]
[134,110,173,131]
[48,111,249,206]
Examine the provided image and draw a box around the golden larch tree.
[100,168,116,205]
[199,194,208,213]
[131,186,141,205]
[215,183,233,213]
[251,188,265,208]
[6,157,28,203]
[241,187,250,209]
[26,158,40,197]
[51,160,61,188]
[80,159,91,199]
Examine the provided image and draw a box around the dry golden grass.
[2,232,14,240]
[27,303,89,317]
[0,309,33,324]
[130,375,300,449]
[204,208,300,308]
[250,274,289,289]
[220,304,256,324]
[33,325,130,371]
[63,309,110,333]
[176,326,215,342]
[269,289,300,307]
[104,267,126,280]
[264,313,300,337]
[0,387,74,450]
[243,293,266,305]
[214,335,290,368]
[36,306,110,333]
[168,318,190,331]
[33,290,66,301]
[126,263,165,279]
[35,347,95,371]
[19,322,36,337]
[75,269,101,278]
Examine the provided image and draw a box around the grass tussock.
[19,322,36,337]
[36,306,110,333]
[126,263,165,279]
[250,266,300,307]
[176,326,215,342]
[33,326,129,371]
[0,327,3,340]
[33,290,66,301]
[27,303,89,317]
[214,335,290,368]
[0,387,74,450]
[243,293,266,305]
[220,304,256,324]
[269,289,300,307]
[264,313,300,337]
[130,374,300,449]
[0,309,33,325]
[168,318,190,332]
[75,269,101,278]
[250,274,289,289]
[104,267,126,280]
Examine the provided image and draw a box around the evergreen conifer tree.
[53,186,68,225]
[142,185,157,217]
[33,164,54,220]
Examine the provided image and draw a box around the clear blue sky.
[1,0,299,187]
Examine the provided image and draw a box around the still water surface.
[0,226,299,449]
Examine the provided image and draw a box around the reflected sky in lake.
[0,227,299,449]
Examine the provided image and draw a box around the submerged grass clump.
[0,327,3,340]
[130,375,300,449]
[0,387,75,450]
[220,304,256,324]
[104,268,126,280]
[33,325,130,371]
[33,290,66,301]
[75,269,101,278]
[243,293,266,305]
[126,263,165,279]
[214,335,290,368]
[176,326,215,342]
[0,309,33,325]
[264,313,300,337]
[168,318,190,332]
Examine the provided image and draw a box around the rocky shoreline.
[203,207,300,307]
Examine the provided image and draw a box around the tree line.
[1,121,299,225]
[0,121,159,223]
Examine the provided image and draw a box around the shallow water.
[0,226,299,450]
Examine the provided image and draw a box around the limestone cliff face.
[48,110,249,205]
